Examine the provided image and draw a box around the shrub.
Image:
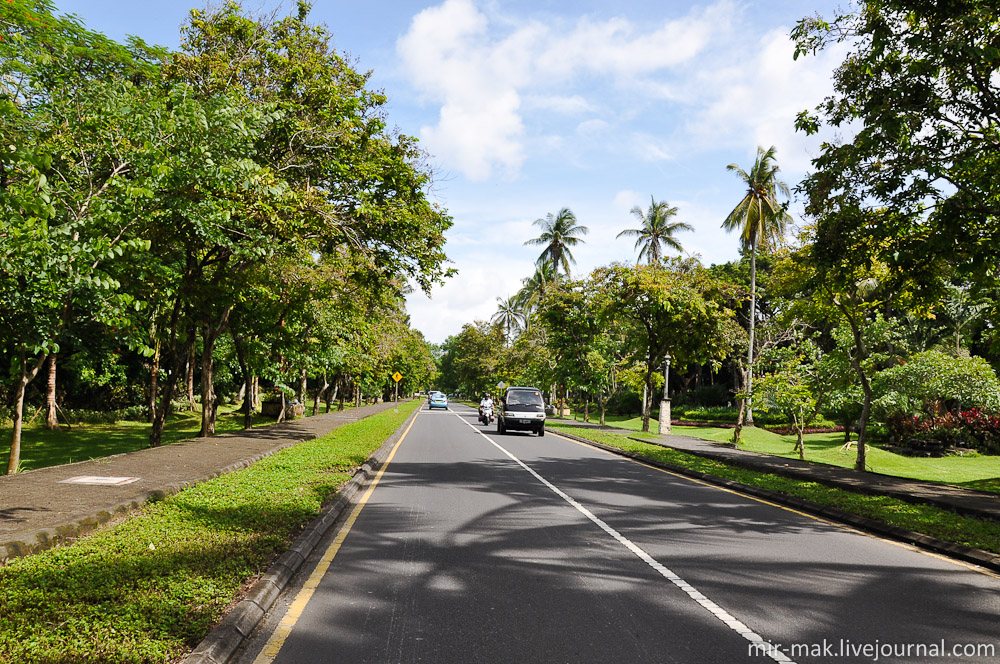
[887,409,1000,454]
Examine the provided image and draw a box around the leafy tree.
[617,196,692,265]
[592,260,738,432]
[722,145,792,428]
[874,350,1000,418]
[793,0,1000,292]
[524,208,588,278]
[755,350,817,460]
[0,1,157,471]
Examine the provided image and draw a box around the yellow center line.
[252,412,420,664]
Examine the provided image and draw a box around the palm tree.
[722,145,792,429]
[524,207,588,277]
[617,196,693,265]
[513,262,557,327]
[492,296,525,341]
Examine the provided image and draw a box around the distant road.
[237,403,999,664]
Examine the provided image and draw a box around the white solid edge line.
[455,411,795,664]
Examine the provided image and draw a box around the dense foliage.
[1,1,448,471]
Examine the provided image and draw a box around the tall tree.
[524,208,588,278]
[514,261,557,324]
[592,261,739,432]
[721,145,792,427]
[793,0,1000,293]
[492,296,525,342]
[617,196,693,265]
[0,0,157,471]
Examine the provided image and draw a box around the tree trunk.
[842,309,871,472]
[148,337,161,424]
[7,350,49,474]
[298,367,308,404]
[233,336,253,430]
[198,309,232,438]
[746,246,757,426]
[732,370,747,447]
[599,394,607,426]
[641,374,652,432]
[186,334,197,412]
[313,370,328,416]
[326,377,339,413]
[45,353,59,430]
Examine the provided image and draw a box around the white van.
[497,387,546,436]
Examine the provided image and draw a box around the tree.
[592,261,738,432]
[617,196,692,265]
[0,1,157,472]
[514,261,557,324]
[492,296,525,342]
[793,1,1000,294]
[874,350,1000,418]
[524,208,588,278]
[755,351,817,460]
[722,145,792,428]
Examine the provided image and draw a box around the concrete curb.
[183,404,422,664]
[1,438,310,564]
[552,429,1000,575]
[622,433,1000,524]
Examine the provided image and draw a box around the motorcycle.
[478,403,494,425]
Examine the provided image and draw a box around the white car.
[497,387,545,436]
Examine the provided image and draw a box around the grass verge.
[0,400,418,664]
[2,403,361,475]
[554,413,1000,496]
[548,423,1000,556]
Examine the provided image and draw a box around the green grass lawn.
[1,403,358,475]
[554,412,1000,495]
[0,400,418,664]
[547,424,1000,556]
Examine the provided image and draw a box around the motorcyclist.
[479,394,494,423]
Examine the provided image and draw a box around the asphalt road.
[236,404,999,664]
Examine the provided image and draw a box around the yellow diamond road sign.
[392,371,402,383]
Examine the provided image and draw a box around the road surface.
[235,403,999,663]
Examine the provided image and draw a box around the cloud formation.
[397,0,723,181]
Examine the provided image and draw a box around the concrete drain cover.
[58,476,140,486]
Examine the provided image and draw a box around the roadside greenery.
[1,1,446,472]
[548,424,1000,554]
[438,0,1000,478]
[0,400,418,663]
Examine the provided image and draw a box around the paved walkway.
[0,402,405,564]
[554,421,1000,523]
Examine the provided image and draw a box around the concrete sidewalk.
[554,420,1000,523]
[0,401,405,564]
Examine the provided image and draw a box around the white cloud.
[682,28,851,171]
[396,0,729,181]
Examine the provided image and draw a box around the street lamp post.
[658,353,671,435]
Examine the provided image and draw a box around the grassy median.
[548,423,1000,556]
[0,400,418,664]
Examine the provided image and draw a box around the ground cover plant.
[0,400,418,664]
[1,403,357,475]
[548,423,1000,556]
[558,412,1000,495]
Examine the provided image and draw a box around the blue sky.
[54,0,850,344]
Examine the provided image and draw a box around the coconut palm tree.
[722,145,792,428]
[513,262,557,328]
[492,296,525,341]
[617,196,693,265]
[524,208,588,277]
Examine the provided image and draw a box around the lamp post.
[658,353,671,435]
